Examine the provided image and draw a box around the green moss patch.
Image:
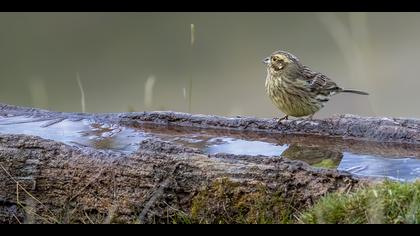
[173,178,294,224]
[300,180,420,224]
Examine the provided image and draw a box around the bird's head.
[263,50,301,75]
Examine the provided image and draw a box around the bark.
[0,135,359,224]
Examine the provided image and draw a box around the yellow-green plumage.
[265,74,322,117]
[263,50,368,119]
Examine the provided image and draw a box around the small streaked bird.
[263,50,369,122]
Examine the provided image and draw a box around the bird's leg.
[307,114,314,120]
[277,115,289,123]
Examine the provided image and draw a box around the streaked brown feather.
[301,66,342,95]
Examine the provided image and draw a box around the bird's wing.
[301,66,342,95]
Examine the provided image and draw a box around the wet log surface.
[2,103,419,144]
[0,104,419,223]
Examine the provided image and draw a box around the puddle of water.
[338,153,420,182]
[0,115,148,153]
[198,137,420,181]
[140,125,420,181]
[205,138,289,156]
[0,115,419,181]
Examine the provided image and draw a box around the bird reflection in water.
[280,144,343,169]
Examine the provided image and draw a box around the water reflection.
[202,137,420,181]
[0,115,148,153]
[281,144,343,169]
[0,115,419,181]
[338,154,420,182]
[205,137,289,156]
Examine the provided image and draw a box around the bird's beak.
[263,57,270,65]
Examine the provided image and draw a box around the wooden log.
[1,104,418,223]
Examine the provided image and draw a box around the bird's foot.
[277,115,289,123]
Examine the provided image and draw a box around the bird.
[263,50,369,122]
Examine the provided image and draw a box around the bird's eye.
[272,57,278,62]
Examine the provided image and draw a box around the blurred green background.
[0,12,419,118]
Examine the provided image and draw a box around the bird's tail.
[341,89,369,95]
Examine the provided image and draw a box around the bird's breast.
[265,74,322,117]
